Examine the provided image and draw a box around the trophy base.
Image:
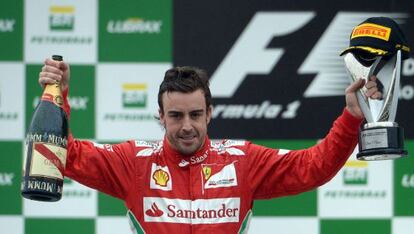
[357,148,407,161]
[357,123,408,161]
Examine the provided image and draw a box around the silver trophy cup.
[344,50,407,161]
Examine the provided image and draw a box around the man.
[38,61,381,233]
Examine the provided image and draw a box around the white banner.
[96,63,170,141]
[24,0,97,63]
[318,146,393,218]
[0,63,24,140]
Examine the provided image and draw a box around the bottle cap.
[52,55,63,61]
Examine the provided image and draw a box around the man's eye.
[191,112,202,118]
[169,113,180,118]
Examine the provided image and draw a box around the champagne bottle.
[21,55,68,202]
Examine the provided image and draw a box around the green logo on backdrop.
[343,161,368,185]
[49,6,74,31]
[324,160,386,199]
[30,5,92,44]
[0,1,23,60]
[99,0,172,62]
[122,83,147,108]
[26,65,95,139]
[103,82,153,121]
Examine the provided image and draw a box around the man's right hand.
[38,58,70,91]
[345,75,382,119]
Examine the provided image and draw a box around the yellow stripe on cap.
[340,46,388,56]
[396,44,411,53]
[351,23,391,41]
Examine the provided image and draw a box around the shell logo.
[153,169,170,187]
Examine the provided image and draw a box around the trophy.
[341,17,411,161]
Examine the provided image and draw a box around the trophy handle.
[343,53,381,123]
[377,50,401,122]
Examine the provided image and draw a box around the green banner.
[0,141,22,214]
[98,192,127,216]
[394,140,414,216]
[0,0,23,61]
[99,0,172,62]
[321,219,391,234]
[25,218,94,234]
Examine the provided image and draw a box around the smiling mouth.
[179,135,196,143]
[180,136,195,140]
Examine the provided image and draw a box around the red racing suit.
[62,90,362,234]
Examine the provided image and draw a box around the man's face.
[159,89,212,156]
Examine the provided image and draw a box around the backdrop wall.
[0,0,413,233]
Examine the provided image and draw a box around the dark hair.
[158,66,212,113]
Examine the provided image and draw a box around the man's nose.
[182,116,193,131]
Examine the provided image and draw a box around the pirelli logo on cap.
[351,23,391,41]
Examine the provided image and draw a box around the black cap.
[340,17,411,60]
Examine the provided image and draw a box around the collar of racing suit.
[162,136,211,168]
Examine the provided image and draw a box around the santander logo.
[145,202,164,217]
[143,197,240,224]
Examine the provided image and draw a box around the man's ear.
[159,109,165,126]
[206,105,213,124]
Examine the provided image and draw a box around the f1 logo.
[210,12,315,98]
